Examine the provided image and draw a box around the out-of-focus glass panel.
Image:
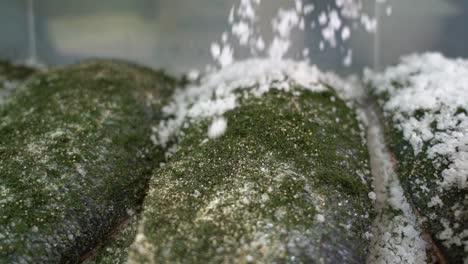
[376,0,468,68]
[0,1,29,61]
[0,0,377,75]
[35,0,233,74]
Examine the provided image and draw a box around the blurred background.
[0,0,466,76]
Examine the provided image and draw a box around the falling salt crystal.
[328,10,342,30]
[232,21,251,45]
[218,46,234,67]
[318,12,327,25]
[256,37,265,51]
[299,19,305,30]
[211,43,221,58]
[222,32,229,43]
[343,49,353,66]
[386,6,392,16]
[304,4,314,14]
[187,70,200,81]
[208,117,228,139]
[361,14,377,33]
[341,26,351,41]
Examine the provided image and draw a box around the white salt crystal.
[208,117,228,139]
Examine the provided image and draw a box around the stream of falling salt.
[149,0,430,261]
[207,1,429,262]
